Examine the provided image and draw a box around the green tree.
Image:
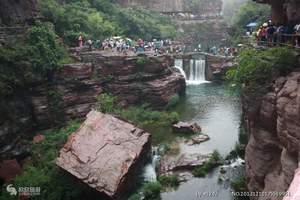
[27,23,66,80]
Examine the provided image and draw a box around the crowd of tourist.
[77,35,184,55]
[255,20,300,47]
[208,46,238,57]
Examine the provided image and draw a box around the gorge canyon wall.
[0,51,185,161]
[244,68,300,199]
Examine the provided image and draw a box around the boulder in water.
[185,134,209,145]
[160,153,211,174]
[172,121,201,134]
[56,110,151,199]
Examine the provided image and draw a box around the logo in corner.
[6,184,17,196]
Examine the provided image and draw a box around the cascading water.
[174,59,208,85]
[143,147,160,182]
[174,59,186,79]
[188,59,207,85]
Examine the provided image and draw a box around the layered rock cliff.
[0,0,38,25]
[244,70,300,199]
[0,52,185,160]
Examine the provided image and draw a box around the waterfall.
[174,59,186,79]
[143,147,160,182]
[174,59,208,85]
[187,59,207,85]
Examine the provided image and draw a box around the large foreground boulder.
[56,111,151,199]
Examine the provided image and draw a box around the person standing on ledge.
[78,35,83,48]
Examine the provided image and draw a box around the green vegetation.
[158,175,179,189]
[96,93,115,113]
[136,56,150,67]
[143,182,162,200]
[166,94,180,109]
[226,47,298,91]
[26,23,67,79]
[231,176,247,192]
[0,0,177,98]
[39,0,177,46]
[129,182,162,200]
[161,142,180,155]
[0,122,93,200]
[0,23,68,98]
[94,93,180,127]
[228,0,270,44]
[47,89,65,126]
[192,150,221,177]
[95,93,179,143]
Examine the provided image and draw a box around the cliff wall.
[0,52,185,160]
[244,68,300,199]
[0,0,38,25]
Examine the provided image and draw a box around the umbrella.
[246,22,258,27]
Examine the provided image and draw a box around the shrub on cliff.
[0,122,89,200]
[226,47,298,91]
[39,0,177,46]
[27,23,67,79]
[0,23,68,98]
[96,93,115,113]
[158,175,179,189]
[193,150,221,177]
[166,94,180,109]
[143,182,162,200]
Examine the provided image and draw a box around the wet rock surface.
[185,134,209,146]
[244,71,300,198]
[0,159,22,182]
[172,121,201,134]
[160,153,211,174]
[56,111,151,199]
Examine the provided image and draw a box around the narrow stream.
[142,61,243,200]
[161,83,242,200]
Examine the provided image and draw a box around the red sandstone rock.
[172,121,201,134]
[56,63,93,80]
[0,159,22,182]
[245,72,300,198]
[160,153,211,174]
[56,111,151,199]
[185,134,209,145]
[32,134,45,144]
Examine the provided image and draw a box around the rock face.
[56,111,151,199]
[185,134,209,146]
[172,121,201,134]
[0,0,37,25]
[0,159,22,182]
[1,52,185,160]
[254,0,300,25]
[78,51,186,109]
[244,71,300,199]
[160,153,211,174]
